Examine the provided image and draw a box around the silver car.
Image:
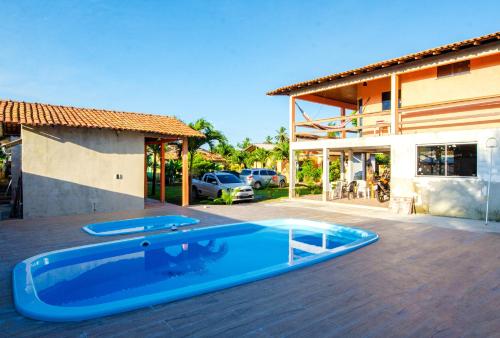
[192,173,254,201]
[240,168,286,189]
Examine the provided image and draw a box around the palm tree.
[230,149,248,168]
[214,141,234,158]
[273,141,289,161]
[252,148,271,167]
[275,126,288,143]
[264,136,274,144]
[237,137,252,150]
[187,118,226,173]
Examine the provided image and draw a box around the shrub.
[213,188,240,205]
[329,158,341,182]
[300,160,322,183]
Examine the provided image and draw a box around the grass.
[148,182,319,205]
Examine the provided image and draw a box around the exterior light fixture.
[485,137,498,225]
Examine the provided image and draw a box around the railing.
[293,95,500,140]
[398,95,500,132]
[294,110,391,140]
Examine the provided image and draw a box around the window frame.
[415,142,478,178]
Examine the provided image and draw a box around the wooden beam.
[144,142,148,198]
[295,110,390,126]
[340,108,346,138]
[182,137,190,207]
[297,94,357,110]
[399,94,500,113]
[400,110,500,126]
[160,140,165,203]
[290,96,296,142]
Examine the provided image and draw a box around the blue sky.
[0,0,498,145]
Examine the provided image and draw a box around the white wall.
[391,128,500,219]
[22,126,145,218]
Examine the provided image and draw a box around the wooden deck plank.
[0,202,499,337]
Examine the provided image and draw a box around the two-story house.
[268,32,500,220]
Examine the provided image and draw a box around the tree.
[188,119,226,172]
[146,144,161,195]
[275,126,288,144]
[250,148,271,168]
[237,137,252,150]
[214,141,235,158]
[272,141,289,161]
[264,136,274,144]
[229,149,248,168]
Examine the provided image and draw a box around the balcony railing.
[398,95,500,132]
[293,95,500,141]
[294,110,391,140]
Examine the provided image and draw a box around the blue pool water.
[13,219,378,322]
[82,215,199,236]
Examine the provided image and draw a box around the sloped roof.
[244,143,276,152]
[267,31,500,96]
[164,148,226,163]
[0,99,204,138]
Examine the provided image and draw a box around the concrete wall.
[22,126,145,218]
[391,128,500,220]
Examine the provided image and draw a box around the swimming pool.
[82,215,200,236]
[13,219,378,322]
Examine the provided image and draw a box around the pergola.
[144,136,190,206]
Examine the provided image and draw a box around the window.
[446,144,477,176]
[268,170,277,175]
[206,175,217,184]
[216,174,241,184]
[260,170,268,175]
[241,169,251,176]
[381,90,402,110]
[437,60,470,78]
[253,170,260,175]
[381,91,391,111]
[417,143,477,177]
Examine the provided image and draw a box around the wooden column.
[160,140,165,203]
[340,108,346,138]
[390,73,400,134]
[181,136,190,207]
[289,96,296,142]
[144,142,148,198]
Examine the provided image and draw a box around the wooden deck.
[1,202,499,337]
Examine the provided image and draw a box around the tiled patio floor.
[1,201,499,337]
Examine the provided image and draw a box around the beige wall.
[354,54,500,135]
[400,54,500,106]
[356,77,391,131]
[22,126,145,218]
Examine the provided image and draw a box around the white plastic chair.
[356,180,369,199]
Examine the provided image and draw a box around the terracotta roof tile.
[0,99,204,138]
[268,31,500,96]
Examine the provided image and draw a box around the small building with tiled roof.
[0,100,202,218]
